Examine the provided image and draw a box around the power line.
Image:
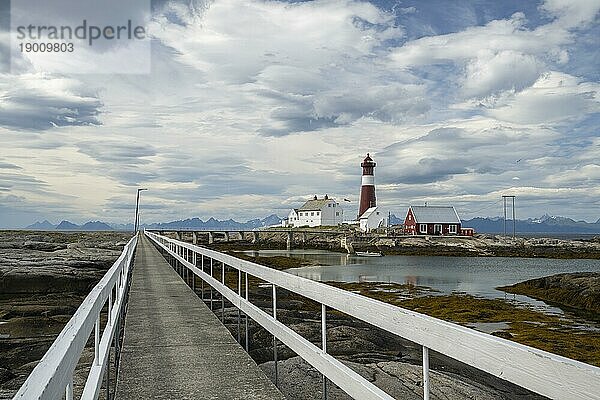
[467,199,502,215]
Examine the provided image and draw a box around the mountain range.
[25,214,600,234]
[462,214,600,234]
[25,215,283,232]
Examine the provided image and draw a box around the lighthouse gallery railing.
[145,231,600,400]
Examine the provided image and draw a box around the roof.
[298,199,333,211]
[359,206,378,219]
[361,153,376,167]
[409,206,461,224]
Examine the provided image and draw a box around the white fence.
[146,231,600,400]
[14,235,138,400]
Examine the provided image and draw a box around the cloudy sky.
[0,0,599,228]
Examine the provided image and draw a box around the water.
[241,249,600,318]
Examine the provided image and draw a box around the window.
[316,211,320,216]
[311,212,314,216]
[419,224,427,234]
[328,204,331,207]
[336,212,339,216]
[408,214,412,220]
[449,224,457,234]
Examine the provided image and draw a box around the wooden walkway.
[115,235,284,399]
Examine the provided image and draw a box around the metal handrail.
[146,231,600,400]
[14,235,138,400]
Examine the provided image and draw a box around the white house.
[359,206,388,232]
[284,195,344,227]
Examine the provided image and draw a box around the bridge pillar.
[224,232,230,242]
[302,232,307,243]
[208,232,214,244]
[252,231,260,244]
[286,232,294,251]
[238,231,244,241]
[176,231,182,241]
[192,232,198,245]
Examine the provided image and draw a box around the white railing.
[14,235,138,400]
[146,231,600,400]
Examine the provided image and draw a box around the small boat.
[355,251,383,257]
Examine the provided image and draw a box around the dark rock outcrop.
[499,272,600,313]
[0,231,131,398]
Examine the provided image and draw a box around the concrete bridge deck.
[115,235,284,399]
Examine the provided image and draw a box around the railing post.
[245,272,249,351]
[201,255,205,301]
[186,248,190,284]
[237,269,242,343]
[65,379,73,400]
[95,315,100,365]
[115,308,121,371]
[221,262,225,322]
[108,287,113,326]
[65,377,73,400]
[322,304,327,400]
[106,343,111,400]
[423,346,430,400]
[192,252,196,291]
[210,258,214,309]
[273,284,278,387]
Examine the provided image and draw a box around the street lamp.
[134,188,148,233]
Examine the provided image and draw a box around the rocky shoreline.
[0,231,130,398]
[208,231,600,259]
[212,281,546,400]
[499,272,600,314]
[1,231,597,399]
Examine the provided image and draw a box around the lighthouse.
[358,153,377,219]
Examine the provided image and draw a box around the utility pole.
[503,196,507,236]
[502,195,516,238]
[134,188,148,232]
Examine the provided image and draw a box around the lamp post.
[134,188,148,233]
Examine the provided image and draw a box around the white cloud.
[388,4,599,103]
[390,12,569,68]
[545,164,600,186]
[0,73,102,130]
[540,0,600,29]
[149,0,428,135]
[487,71,600,124]
[462,50,542,98]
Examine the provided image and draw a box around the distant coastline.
[13,213,600,236]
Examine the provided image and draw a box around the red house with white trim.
[403,205,470,236]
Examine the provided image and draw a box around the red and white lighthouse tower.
[358,153,376,219]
